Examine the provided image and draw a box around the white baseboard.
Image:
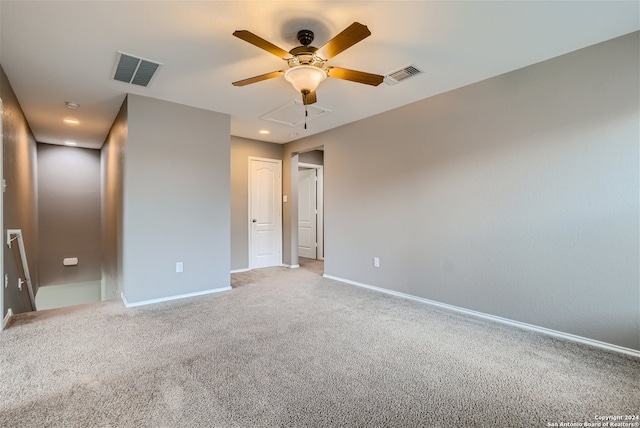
[323,274,640,358]
[121,286,232,308]
[231,268,250,274]
[282,264,300,269]
[2,308,13,330]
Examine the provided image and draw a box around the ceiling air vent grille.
[384,65,423,85]
[111,52,162,87]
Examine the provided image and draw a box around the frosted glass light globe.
[284,65,327,93]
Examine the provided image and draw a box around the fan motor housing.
[287,52,325,68]
[289,30,324,67]
[289,46,318,55]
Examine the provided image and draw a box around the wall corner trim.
[322,274,640,358]
[121,286,232,308]
[2,308,14,330]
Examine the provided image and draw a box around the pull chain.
[304,105,308,130]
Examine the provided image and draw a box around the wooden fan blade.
[302,90,317,105]
[317,22,371,59]
[327,67,384,86]
[232,70,285,87]
[233,30,291,59]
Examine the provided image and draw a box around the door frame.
[248,156,283,269]
[0,97,4,326]
[298,162,323,261]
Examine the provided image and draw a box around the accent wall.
[37,143,101,287]
[282,32,640,351]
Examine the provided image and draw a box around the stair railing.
[6,229,36,311]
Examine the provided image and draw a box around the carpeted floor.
[1,261,638,427]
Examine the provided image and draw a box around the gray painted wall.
[283,32,640,351]
[298,150,323,166]
[1,64,38,315]
[101,98,126,300]
[37,143,101,286]
[230,136,283,270]
[123,95,230,304]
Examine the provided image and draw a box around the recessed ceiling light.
[65,101,79,109]
[64,141,77,146]
[259,130,270,135]
[63,118,80,125]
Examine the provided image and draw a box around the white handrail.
[6,229,36,311]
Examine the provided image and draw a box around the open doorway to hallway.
[231,257,323,288]
[35,143,102,311]
[297,257,324,276]
[297,149,324,264]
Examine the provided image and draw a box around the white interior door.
[249,158,282,269]
[298,168,317,259]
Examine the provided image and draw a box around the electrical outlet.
[4,274,8,288]
[374,257,380,268]
[176,262,184,273]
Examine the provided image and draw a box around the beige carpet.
[1,261,638,427]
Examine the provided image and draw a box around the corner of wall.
[101,96,128,301]
[0,64,40,315]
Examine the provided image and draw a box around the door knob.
[252,219,257,223]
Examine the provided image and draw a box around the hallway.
[231,258,323,289]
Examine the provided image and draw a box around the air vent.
[384,65,423,85]
[261,100,332,127]
[111,52,162,87]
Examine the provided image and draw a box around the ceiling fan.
[232,22,384,106]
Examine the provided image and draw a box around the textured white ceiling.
[1,1,638,149]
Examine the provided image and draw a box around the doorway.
[297,162,324,261]
[0,98,4,326]
[248,157,282,269]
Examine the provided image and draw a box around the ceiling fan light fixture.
[284,65,327,93]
